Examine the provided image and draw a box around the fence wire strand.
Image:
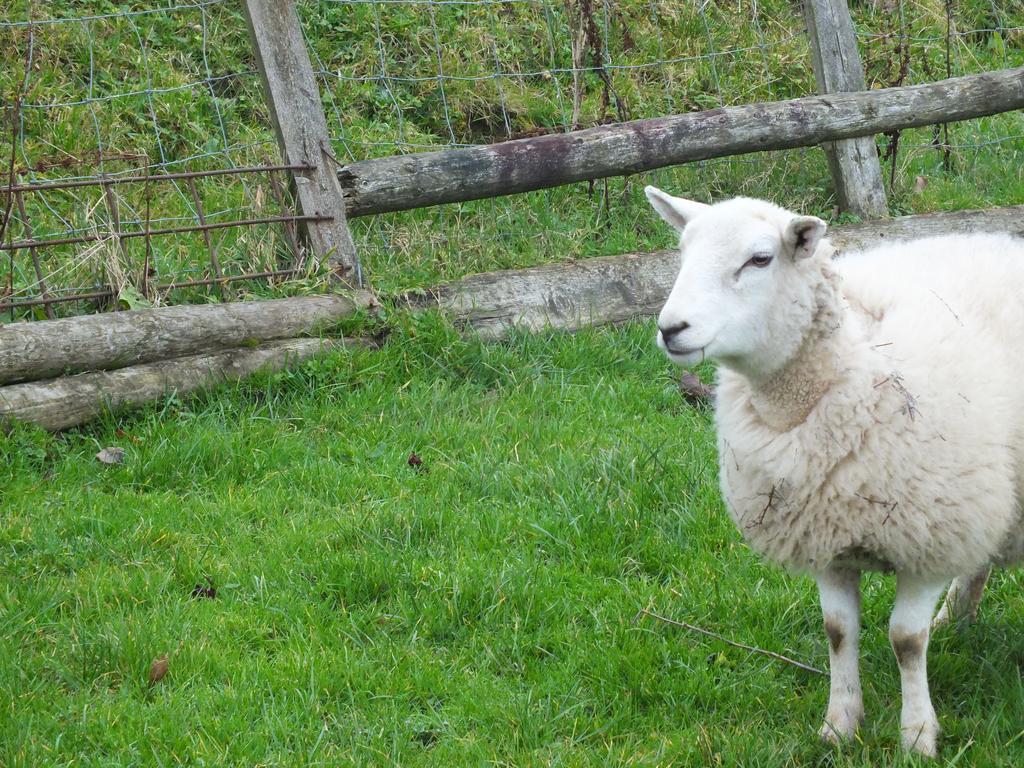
[2,0,1024,319]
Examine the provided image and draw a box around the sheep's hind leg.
[816,568,863,744]
[932,566,990,628]
[890,574,947,758]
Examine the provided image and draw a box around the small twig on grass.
[929,289,963,326]
[890,373,920,421]
[745,482,778,530]
[634,608,826,676]
[855,492,898,525]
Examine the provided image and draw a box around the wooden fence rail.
[336,67,1024,218]
[242,0,361,284]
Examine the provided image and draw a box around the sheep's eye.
[744,253,773,269]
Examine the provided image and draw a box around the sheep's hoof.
[818,723,845,746]
[819,714,860,745]
[901,719,940,759]
[933,599,981,630]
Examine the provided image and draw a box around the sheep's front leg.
[890,574,947,758]
[932,566,990,628]
[816,568,863,743]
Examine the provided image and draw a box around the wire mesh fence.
[0,0,315,320]
[302,0,1024,292]
[2,0,1024,319]
[302,0,809,154]
[856,1,1024,198]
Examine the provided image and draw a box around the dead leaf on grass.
[95,446,125,465]
[148,654,169,685]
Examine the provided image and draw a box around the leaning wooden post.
[241,0,362,285]
[803,0,888,218]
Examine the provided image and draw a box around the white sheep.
[645,186,1024,758]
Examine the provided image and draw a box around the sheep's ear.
[784,215,827,260]
[644,186,709,232]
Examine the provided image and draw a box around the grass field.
[5,318,1024,766]
[5,1,1024,765]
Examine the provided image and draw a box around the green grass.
[4,2,1024,764]
[5,317,1024,766]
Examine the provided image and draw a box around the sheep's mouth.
[662,343,708,366]
[664,343,705,356]
[656,328,712,365]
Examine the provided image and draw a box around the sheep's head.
[645,186,828,381]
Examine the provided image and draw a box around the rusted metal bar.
[0,267,304,312]
[0,288,113,309]
[186,176,226,299]
[0,213,332,251]
[14,189,55,319]
[2,163,316,194]
[152,268,300,294]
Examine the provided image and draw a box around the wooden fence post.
[803,0,888,219]
[241,0,362,285]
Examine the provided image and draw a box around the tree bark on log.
[0,292,375,386]
[338,67,1024,217]
[0,337,363,432]
[404,205,1024,339]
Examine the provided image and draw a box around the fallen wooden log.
[404,250,678,340]
[0,292,375,386]
[833,204,1024,247]
[7,204,1020,431]
[0,337,364,431]
[338,67,1024,217]
[405,205,1024,339]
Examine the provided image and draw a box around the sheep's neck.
[749,269,844,431]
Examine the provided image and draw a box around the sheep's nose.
[659,320,690,343]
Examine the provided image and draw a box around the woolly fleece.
[716,230,1024,578]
